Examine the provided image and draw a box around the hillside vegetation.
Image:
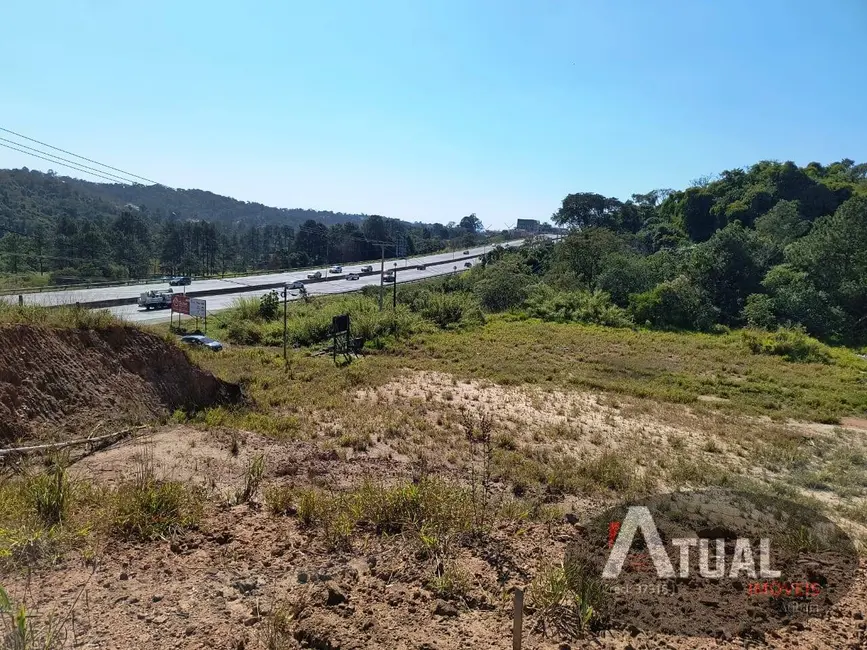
[0,168,497,287]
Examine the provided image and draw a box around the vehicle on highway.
[463,250,470,255]
[307,271,322,280]
[418,264,427,270]
[383,275,395,283]
[360,265,374,273]
[347,273,360,280]
[180,334,223,351]
[169,276,191,286]
[329,265,343,274]
[464,261,472,268]
[138,289,174,310]
[288,280,305,289]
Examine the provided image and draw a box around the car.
[383,274,395,283]
[307,271,322,280]
[289,280,305,289]
[329,265,343,274]
[180,335,223,351]
[347,273,360,280]
[360,265,374,273]
[463,250,470,255]
[169,276,192,286]
[464,261,472,268]
[418,264,427,270]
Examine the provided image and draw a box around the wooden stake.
[512,588,524,650]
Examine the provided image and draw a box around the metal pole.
[392,263,397,310]
[378,245,385,312]
[282,284,288,362]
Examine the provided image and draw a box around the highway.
[9,239,524,323]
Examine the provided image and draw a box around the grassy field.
[391,317,867,423]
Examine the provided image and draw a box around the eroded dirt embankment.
[0,324,241,443]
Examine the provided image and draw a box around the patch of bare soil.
[0,324,241,444]
[6,425,865,650]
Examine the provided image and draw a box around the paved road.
[1,240,524,312]
[96,239,524,323]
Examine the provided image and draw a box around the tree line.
[466,159,867,345]
[0,168,494,285]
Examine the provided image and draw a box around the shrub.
[226,320,263,345]
[525,286,633,327]
[418,292,484,329]
[473,263,532,312]
[742,293,778,330]
[629,275,718,331]
[741,326,832,364]
[259,290,280,320]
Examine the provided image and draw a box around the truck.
[307,271,322,280]
[138,289,174,310]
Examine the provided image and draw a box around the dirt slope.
[0,324,241,443]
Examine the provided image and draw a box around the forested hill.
[0,167,491,286]
[0,168,367,234]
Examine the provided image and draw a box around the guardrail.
[0,239,514,296]
[54,253,485,311]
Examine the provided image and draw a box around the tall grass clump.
[741,326,832,363]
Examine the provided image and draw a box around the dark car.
[463,250,470,255]
[169,276,192,286]
[180,335,223,351]
[464,261,472,268]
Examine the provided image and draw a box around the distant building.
[516,218,540,232]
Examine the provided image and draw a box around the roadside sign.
[171,294,190,315]
[190,298,206,318]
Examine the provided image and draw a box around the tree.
[551,227,624,288]
[552,192,623,230]
[754,200,810,248]
[689,222,776,324]
[459,213,483,233]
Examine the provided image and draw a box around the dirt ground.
[0,324,241,444]
[3,370,866,649]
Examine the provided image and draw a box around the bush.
[629,276,718,331]
[226,320,263,345]
[741,327,832,364]
[742,293,778,329]
[525,285,633,327]
[259,290,280,320]
[472,262,532,312]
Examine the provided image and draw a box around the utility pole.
[378,244,385,312]
[282,283,288,362]
[392,262,397,310]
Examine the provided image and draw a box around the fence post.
[512,588,524,650]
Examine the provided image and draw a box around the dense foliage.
[0,168,495,286]
[475,159,867,346]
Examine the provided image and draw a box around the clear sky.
[2,1,865,228]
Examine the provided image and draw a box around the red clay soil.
[0,324,241,444]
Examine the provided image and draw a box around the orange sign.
[171,294,190,315]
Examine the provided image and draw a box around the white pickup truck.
[138,289,174,310]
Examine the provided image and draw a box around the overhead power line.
[0,126,160,185]
[0,137,139,185]
[0,141,131,185]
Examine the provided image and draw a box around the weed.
[28,458,69,528]
[234,454,266,505]
[111,481,202,541]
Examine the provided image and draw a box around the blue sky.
[2,1,865,228]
